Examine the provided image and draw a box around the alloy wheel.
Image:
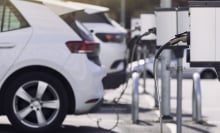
[12,81,60,128]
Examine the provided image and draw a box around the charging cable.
[153,32,189,133]
[129,27,156,73]
[104,28,155,129]
[92,28,157,131]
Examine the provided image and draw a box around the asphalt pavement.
[1,78,220,133]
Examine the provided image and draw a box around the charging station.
[190,1,220,65]
[140,12,157,56]
[156,8,177,46]
[155,7,189,133]
[189,1,220,79]
[131,17,141,38]
[140,13,156,41]
[177,8,189,46]
[155,8,177,120]
[156,8,189,45]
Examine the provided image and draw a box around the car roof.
[66,1,109,14]
[24,0,109,15]
[25,0,84,15]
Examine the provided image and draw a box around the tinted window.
[0,1,29,32]
[61,13,94,41]
[76,12,111,24]
[0,0,4,30]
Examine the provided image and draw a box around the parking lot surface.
[0,79,170,133]
[1,79,220,133]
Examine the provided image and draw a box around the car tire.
[201,70,217,79]
[4,72,68,132]
[140,71,154,79]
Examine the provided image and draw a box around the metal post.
[160,0,172,119]
[161,51,172,118]
[154,63,159,108]
[192,73,202,122]
[120,0,126,27]
[143,45,148,94]
[132,72,140,124]
[136,46,142,68]
[176,57,183,133]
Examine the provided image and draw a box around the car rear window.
[0,0,29,32]
[0,0,4,30]
[76,12,112,25]
[61,13,94,41]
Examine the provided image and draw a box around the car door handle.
[0,43,16,48]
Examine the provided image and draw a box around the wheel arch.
[146,70,154,78]
[0,65,75,114]
[200,68,217,79]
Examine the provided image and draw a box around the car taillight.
[66,41,101,65]
[66,41,99,54]
[96,33,125,43]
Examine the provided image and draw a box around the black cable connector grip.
[175,31,190,45]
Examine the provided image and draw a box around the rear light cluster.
[66,41,99,53]
[66,41,101,65]
[96,33,125,43]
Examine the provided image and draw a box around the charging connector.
[129,27,157,72]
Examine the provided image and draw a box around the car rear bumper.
[89,98,104,113]
[63,54,106,114]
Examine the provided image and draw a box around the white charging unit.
[190,1,220,66]
[140,13,156,40]
[155,8,177,46]
[130,17,141,38]
[177,8,190,46]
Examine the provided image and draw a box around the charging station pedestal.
[156,7,190,133]
[139,13,157,94]
[155,8,177,120]
[172,46,188,133]
[177,8,190,45]
[131,17,141,38]
[140,12,156,53]
[176,8,189,133]
[140,13,156,41]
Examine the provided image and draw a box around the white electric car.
[73,2,128,89]
[0,0,105,132]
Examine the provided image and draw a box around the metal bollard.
[192,73,202,122]
[136,46,142,68]
[142,45,148,94]
[132,72,140,124]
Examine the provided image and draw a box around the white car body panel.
[0,28,32,82]
[0,0,105,114]
[34,0,84,15]
[66,1,109,14]
[64,55,105,113]
[33,0,126,88]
